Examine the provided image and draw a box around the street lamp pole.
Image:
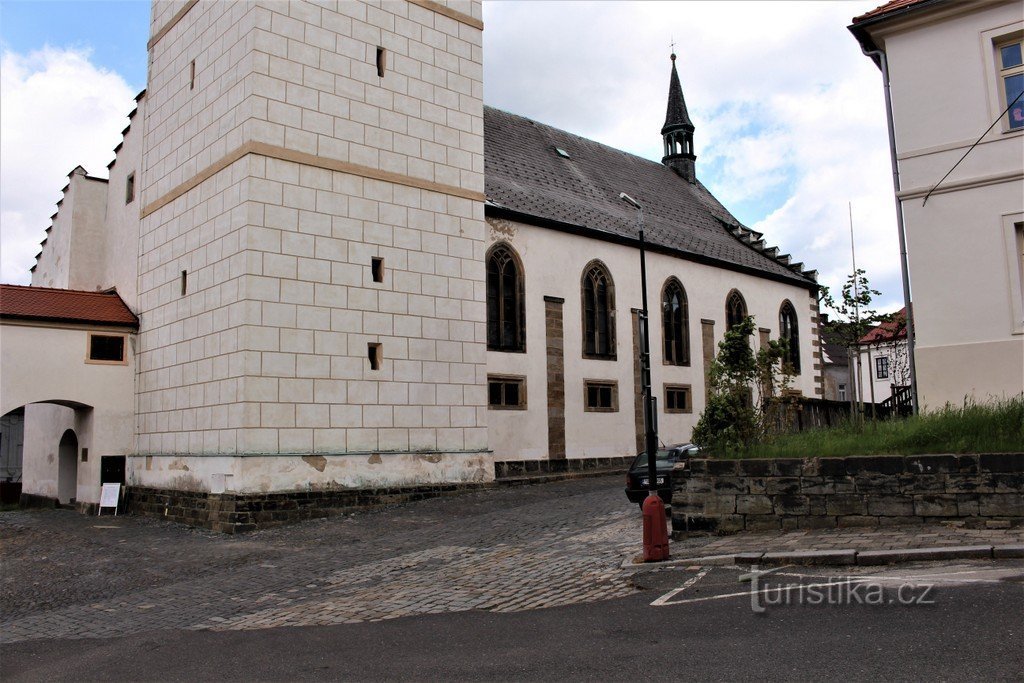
[619,192,669,562]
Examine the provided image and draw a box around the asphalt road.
[3,475,1023,681]
[5,561,1023,681]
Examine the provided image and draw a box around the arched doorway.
[57,429,78,505]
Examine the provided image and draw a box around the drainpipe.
[862,46,919,415]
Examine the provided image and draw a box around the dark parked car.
[624,443,700,507]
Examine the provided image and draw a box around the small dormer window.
[555,147,571,159]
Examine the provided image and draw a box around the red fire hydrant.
[642,492,670,562]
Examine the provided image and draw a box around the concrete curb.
[625,543,1024,570]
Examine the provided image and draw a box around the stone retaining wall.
[494,456,632,480]
[126,482,486,533]
[672,453,1024,534]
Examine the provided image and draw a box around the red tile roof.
[852,0,934,24]
[859,307,907,344]
[0,285,138,328]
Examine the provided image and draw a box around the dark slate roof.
[662,55,693,133]
[0,285,139,328]
[483,107,815,287]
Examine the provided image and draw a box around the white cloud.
[483,1,906,311]
[0,47,135,284]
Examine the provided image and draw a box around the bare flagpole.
[850,202,864,422]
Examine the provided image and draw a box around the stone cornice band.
[140,141,486,218]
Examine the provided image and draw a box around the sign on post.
[98,483,121,516]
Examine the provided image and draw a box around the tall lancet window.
[582,261,615,358]
[662,278,689,365]
[726,289,748,331]
[486,244,525,352]
[779,300,801,374]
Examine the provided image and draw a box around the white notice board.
[98,483,121,515]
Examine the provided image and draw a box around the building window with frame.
[583,379,617,412]
[838,383,847,401]
[488,375,526,410]
[725,289,747,331]
[875,356,889,380]
[486,244,525,352]
[664,384,692,413]
[662,278,689,365]
[125,172,135,204]
[778,300,801,374]
[998,38,1024,130]
[87,333,126,364]
[582,261,615,358]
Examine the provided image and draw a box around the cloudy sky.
[0,0,905,311]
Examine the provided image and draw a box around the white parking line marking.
[653,578,875,608]
[650,567,710,606]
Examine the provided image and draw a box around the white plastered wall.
[484,218,820,462]
[870,1,1024,407]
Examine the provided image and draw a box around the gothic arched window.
[486,243,524,352]
[582,261,615,358]
[726,289,748,330]
[662,278,689,365]
[779,300,801,374]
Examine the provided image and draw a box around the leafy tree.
[818,269,896,418]
[692,316,794,454]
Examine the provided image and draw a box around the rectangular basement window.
[488,375,526,410]
[368,343,382,371]
[583,380,617,412]
[87,333,127,364]
[371,257,384,283]
[664,384,692,413]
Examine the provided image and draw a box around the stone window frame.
[85,332,128,365]
[487,374,527,410]
[990,30,1024,132]
[663,383,693,414]
[581,260,616,360]
[486,242,526,353]
[661,277,690,366]
[778,299,801,375]
[583,379,618,412]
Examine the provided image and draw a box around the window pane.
[489,382,502,406]
[89,335,124,362]
[599,386,611,408]
[506,382,520,406]
[1005,73,1024,129]
[587,385,598,407]
[1001,43,1022,69]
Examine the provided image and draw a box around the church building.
[0,0,821,530]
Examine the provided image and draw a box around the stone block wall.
[673,453,1024,534]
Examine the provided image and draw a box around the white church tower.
[132,0,488,522]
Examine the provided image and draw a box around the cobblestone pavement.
[673,523,1024,559]
[1,476,657,643]
[3,476,1022,646]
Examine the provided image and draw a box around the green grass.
[717,396,1024,459]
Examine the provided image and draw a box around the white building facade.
[851,0,1024,409]
[3,0,822,527]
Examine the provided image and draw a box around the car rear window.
[633,449,678,468]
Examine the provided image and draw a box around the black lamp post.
[619,192,669,561]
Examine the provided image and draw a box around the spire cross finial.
[670,38,676,55]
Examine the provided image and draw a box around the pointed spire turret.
[661,53,697,183]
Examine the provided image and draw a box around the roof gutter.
[859,43,919,415]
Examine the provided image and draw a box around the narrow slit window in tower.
[371,257,384,283]
[368,343,382,370]
[376,47,387,78]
